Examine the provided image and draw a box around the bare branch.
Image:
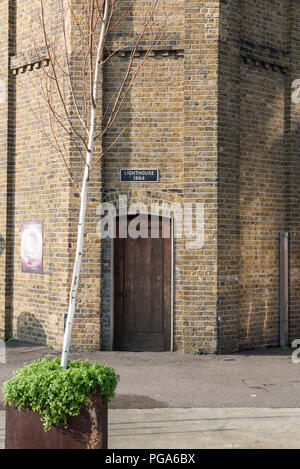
[39,0,90,152]
[109,0,136,33]
[59,0,89,134]
[91,112,141,171]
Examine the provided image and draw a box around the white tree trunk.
[61,1,109,369]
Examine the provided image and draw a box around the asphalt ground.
[0,342,299,409]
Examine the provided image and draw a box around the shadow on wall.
[16,312,47,345]
[240,122,300,347]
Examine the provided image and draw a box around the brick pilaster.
[217,0,241,351]
[286,0,300,343]
[183,1,219,352]
[0,0,16,338]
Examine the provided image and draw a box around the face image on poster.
[21,221,43,274]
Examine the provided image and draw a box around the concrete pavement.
[108,408,300,449]
[1,408,300,449]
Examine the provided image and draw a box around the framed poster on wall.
[21,221,43,274]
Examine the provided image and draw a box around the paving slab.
[108,408,300,449]
[1,408,300,449]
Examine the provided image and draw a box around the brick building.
[0,0,300,353]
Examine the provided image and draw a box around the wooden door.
[113,216,171,351]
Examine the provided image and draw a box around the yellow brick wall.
[239,64,285,347]
[0,0,300,353]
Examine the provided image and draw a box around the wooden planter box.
[5,392,107,449]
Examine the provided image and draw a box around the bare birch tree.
[28,0,171,368]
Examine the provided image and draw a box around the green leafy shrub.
[2,357,119,431]
[193,348,203,355]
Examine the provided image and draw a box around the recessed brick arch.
[100,189,184,351]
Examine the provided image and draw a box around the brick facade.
[0,0,300,353]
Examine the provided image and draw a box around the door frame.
[109,214,174,351]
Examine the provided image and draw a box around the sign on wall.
[21,221,43,274]
[120,169,159,183]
